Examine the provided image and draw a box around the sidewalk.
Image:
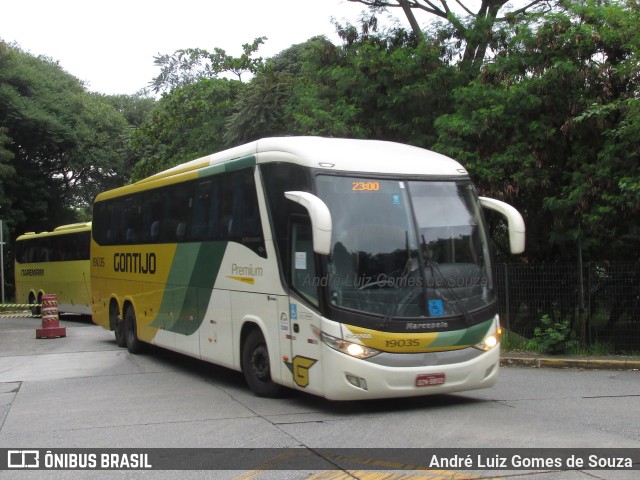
[500,351,640,370]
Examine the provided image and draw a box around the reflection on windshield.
[315,176,494,321]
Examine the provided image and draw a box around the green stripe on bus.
[429,318,492,348]
[224,155,256,171]
[198,155,256,179]
[458,318,492,346]
[151,242,227,335]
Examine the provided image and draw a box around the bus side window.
[190,180,212,241]
[260,162,311,285]
[108,200,125,244]
[40,238,50,262]
[27,242,36,262]
[291,218,319,307]
[208,181,221,240]
[123,196,142,245]
[142,192,162,243]
[159,189,178,242]
[226,170,266,257]
[150,221,160,242]
[170,186,190,243]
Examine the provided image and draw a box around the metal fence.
[494,262,640,352]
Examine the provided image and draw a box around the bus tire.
[124,306,143,354]
[29,292,41,316]
[111,302,126,348]
[114,318,126,348]
[242,329,282,398]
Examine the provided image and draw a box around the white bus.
[91,137,524,400]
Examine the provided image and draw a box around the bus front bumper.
[320,343,500,401]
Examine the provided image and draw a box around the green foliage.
[0,126,15,220]
[3,0,640,269]
[60,92,131,206]
[0,40,144,238]
[526,315,580,354]
[225,68,296,146]
[350,0,551,76]
[103,93,156,128]
[288,23,462,145]
[130,79,242,179]
[434,0,640,261]
[500,329,529,351]
[151,37,266,93]
[566,340,615,356]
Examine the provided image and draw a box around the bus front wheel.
[111,302,126,347]
[124,307,143,354]
[242,329,282,398]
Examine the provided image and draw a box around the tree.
[224,38,328,146]
[224,68,296,146]
[130,78,242,180]
[103,93,156,128]
[348,0,552,75]
[288,20,460,145]
[0,127,15,217]
[434,0,640,261]
[150,37,266,93]
[0,41,137,236]
[58,92,131,208]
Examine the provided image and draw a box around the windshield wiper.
[421,234,474,326]
[377,231,422,329]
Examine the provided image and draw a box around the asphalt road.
[0,314,638,479]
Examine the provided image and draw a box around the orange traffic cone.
[36,294,66,338]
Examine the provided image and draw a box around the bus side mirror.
[479,197,526,254]
[284,191,333,255]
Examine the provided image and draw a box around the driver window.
[291,219,319,307]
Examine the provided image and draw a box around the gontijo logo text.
[92,253,157,274]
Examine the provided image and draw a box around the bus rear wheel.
[242,329,282,398]
[29,292,41,316]
[124,307,143,354]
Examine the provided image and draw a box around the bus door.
[284,218,323,395]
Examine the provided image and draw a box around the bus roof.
[17,222,91,240]
[53,222,92,232]
[147,137,467,180]
[97,137,469,201]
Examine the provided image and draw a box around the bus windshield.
[315,175,494,321]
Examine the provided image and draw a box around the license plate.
[416,373,445,387]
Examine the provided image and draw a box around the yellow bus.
[15,222,92,315]
[90,137,525,400]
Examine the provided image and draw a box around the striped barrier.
[0,304,42,309]
[0,304,42,318]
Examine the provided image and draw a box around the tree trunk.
[398,0,426,43]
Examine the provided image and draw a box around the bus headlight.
[474,328,501,351]
[321,332,381,359]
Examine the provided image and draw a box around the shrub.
[526,314,579,354]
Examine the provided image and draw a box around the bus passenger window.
[190,180,212,240]
[291,220,318,306]
[225,170,266,257]
[150,221,160,242]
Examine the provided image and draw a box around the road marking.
[231,451,480,480]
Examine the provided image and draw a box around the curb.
[501,356,640,371]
